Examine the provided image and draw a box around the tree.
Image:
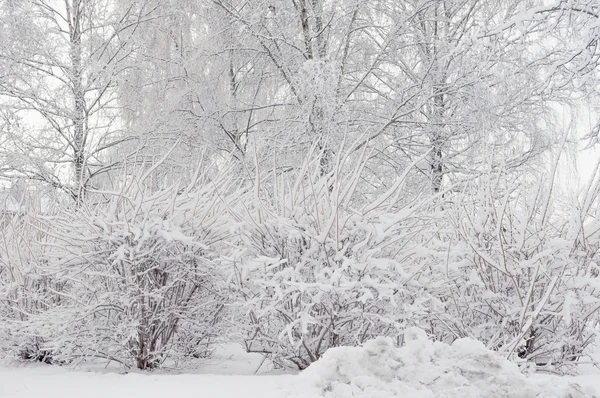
[0,0,156,201]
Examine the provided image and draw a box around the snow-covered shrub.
[0,210,67,364]
[12,168,233,369]
[437,168,600,370]
[230,146,436,369]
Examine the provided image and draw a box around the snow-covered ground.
[0,343,292,398]
[0,366,291,398]
[2,330,600,398]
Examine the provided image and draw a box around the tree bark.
[66,0,87,202]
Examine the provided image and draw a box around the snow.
[0,366,291,398]
[0,344,292,398]
[283,328,599,398]
[1,332,600,398]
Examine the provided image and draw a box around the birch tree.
[0,1,154,201]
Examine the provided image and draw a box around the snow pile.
[286,328,596,398]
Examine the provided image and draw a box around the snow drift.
[285,328,597,398]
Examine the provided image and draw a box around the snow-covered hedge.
[227,149,600,371]
[437,171,600,369]
[0,211,63,363]
[2,150,600,373]
[229,147,438,369]
[0,168,232,369]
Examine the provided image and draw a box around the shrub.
[437,169,600,371]
[0,209,67,364]
[230,146,436,369]
[5,167,232,369]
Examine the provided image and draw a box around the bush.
[2,167,232,369]
[230,146,436,369]
[0,209,67,364]
[436,169,600,371]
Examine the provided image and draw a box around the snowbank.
[287,328,597,397]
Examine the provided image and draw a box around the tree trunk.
[67,0,86,202]
[430,89,445,194]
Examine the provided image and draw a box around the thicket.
[1,149,598,373]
